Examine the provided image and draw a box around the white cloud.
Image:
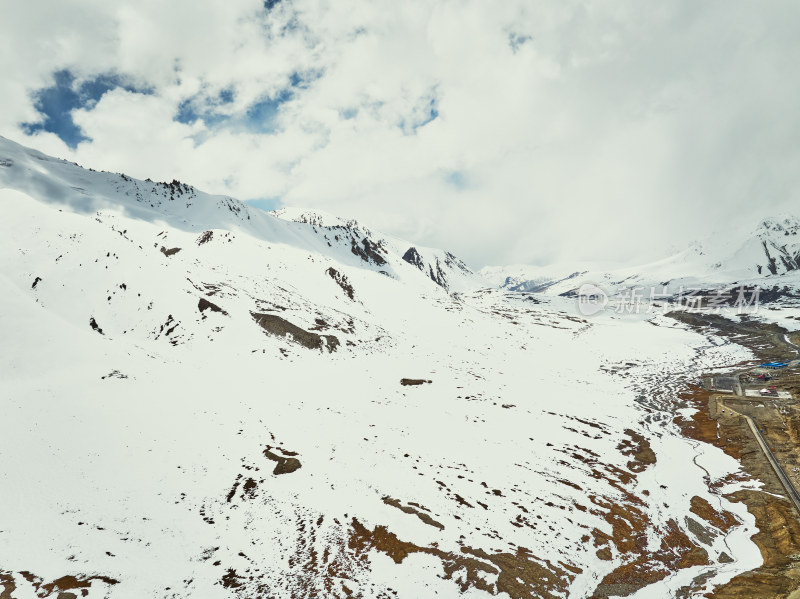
[3,0,800,267]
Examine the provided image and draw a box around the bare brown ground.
[0,570,119,598]
[677,385,800,598]
[339,425,715,599]
[347,518,572,599]
[588,429,713,598]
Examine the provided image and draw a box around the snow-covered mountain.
[0,135,782,598]
[484,217,800,304]
[271,206,476,293]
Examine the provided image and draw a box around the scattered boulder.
[273,458,302,475]
[264,447,302,475]
[198,298,227,315]
[89,317,104,335]
[160,246,181,257]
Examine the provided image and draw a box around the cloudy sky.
[2,1,799,268]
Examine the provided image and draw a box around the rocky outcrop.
[403,246,471,291]
[250,312,339,352]
[350,237,387,266]
[400,378,432,386]
[326,267,355,300]
[402,247,424,270]
[198,298,227,315]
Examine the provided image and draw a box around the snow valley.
[3,135,800,598]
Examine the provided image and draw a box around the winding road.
[722,399,800,515]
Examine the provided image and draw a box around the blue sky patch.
[21,69,153,148]
[508,32,531,53]
[445,170,469,190]
[246,197,282,212]
[244,88,293,133]
[174,72,317,133]
[416,97,439,130]
[218,87,235,104]
[176,88,236,126]
[399,95,439,134]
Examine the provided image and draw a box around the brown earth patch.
[263,446,302,475]
[617,428,657,473]
[675,383,800,598]
[348,518,572,599]
[0,570,119,598]
[690,496,739,533]
[382,496,445,530]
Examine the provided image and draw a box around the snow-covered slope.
[272,206,478,293]
[0,136,774,599]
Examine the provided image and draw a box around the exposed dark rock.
[443,251,471,273]
[220,568,243,589]
[31,276,42,289]
[250,312,339,352]
[400,378,432,386]
[226,476,241,502]
[382,496,445,530]
[273,457,302,475]
[89,317,104,335]
[403,247,471,291]
[326,267,355,300]
[351,237,386,266]
[101,370,127,380]
[197,230,213,245]
[428,259,449,290]
[402,247,424,270]
[160,246,181,257]
[242,477,258,497]
[198,298,227,315]
[264,447,302,475]
[762,240,778,275]
[403,247,451,290]
[685,516,715,546]
[155,315,179,341]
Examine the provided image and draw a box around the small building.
[760,362,789,369]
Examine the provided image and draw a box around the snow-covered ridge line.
[483,215,800,302]
[0,135,483,295]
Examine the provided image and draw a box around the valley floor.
[2,136,800,598]
[0,282,784,599]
